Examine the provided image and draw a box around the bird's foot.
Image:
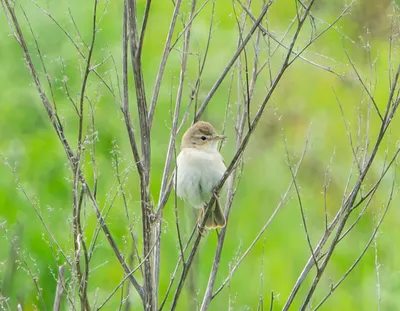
[197,223,207,236]
[212,190,220,200]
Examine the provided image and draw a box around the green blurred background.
[1,0,400,310]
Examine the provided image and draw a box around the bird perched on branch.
[176,121,227,231]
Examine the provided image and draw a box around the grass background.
[1,0,400,310]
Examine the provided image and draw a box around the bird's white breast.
[176,147,226,208]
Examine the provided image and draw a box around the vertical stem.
[126,0,155,309]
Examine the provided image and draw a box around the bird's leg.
[197,208,207,236]
[212,190,220,200]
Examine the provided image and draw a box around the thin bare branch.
[149,0,183,124]
[313,169,397,310]
[1,1,144,301]
[212,130,310,298]
[194,0,274,120]
[53,264,66,311]
[345,48,383,122]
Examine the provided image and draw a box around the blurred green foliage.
[1,0,400,310]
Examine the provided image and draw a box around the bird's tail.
[198,199,226,230]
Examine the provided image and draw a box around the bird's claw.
[197,223,207,236]
[212,190,220,200]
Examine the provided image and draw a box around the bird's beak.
[212,135,226,141]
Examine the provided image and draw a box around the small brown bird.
[176,121,227,230]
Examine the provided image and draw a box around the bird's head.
[181,121,226,151]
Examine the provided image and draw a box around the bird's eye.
[201,136,207,141]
